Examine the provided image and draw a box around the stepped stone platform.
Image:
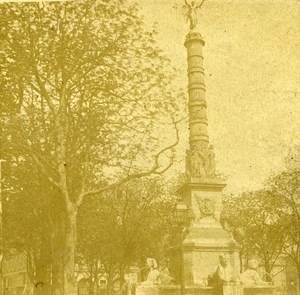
[136,284,275,295]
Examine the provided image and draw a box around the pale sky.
[138,0,300,194]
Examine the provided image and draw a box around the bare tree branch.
[76,118,180,207]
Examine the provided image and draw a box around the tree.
[3,159,65,294]
[224,191,287,281]
[267,169,300,285]
[0,1,182,293]
[77,177,176,294]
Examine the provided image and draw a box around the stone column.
[184,31,209,153]
[184,31,216,180]
[177,30,241,286]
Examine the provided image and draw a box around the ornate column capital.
[184,31,205,47]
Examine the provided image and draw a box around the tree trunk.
[91,260,98,295]
[264,259,272,282]
[63,206,78,295]
[239,251,243,273]
[34,244,52,295]
[89,277,95,295]
[119,265,127,295]
[296,262,300,288]
[52,254,64,295]
[106,275,114,295]
[89,264,96,295]
[51,219,65,295]
[56,102,77,294]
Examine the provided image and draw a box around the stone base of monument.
[223,283,243,295]
[182,226,240,285]
[243,286,276,295]
[159,284,241,295]
[178,181,241,286]
[159,285,214,295]
[135,285,160,295]
[136,284,275,295]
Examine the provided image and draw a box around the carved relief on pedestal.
[193,193,217,221]
[197,198,215,217]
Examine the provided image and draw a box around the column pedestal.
[178,180,240,286]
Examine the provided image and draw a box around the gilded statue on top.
[183,0,205,30]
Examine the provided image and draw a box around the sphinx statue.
[136,259,161,295]
[141,258,161,285]
[240,259,269,286]
[208,254,234,286]
[158,259,174,285]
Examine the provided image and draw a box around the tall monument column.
[185,31,209,157]
[178,0,240,286]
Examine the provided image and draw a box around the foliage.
[267,169,300,284]
[0,0,180,192]
[3,158,65,293]
[77,177,176,291]
[0,1,182,293]
[224,191,287,280]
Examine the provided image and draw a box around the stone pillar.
[184,30,216,181]
[177,28,241,287]
[184,31,209,154]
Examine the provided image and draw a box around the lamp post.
[175,202,188,295]
[0,160,5,241]
[0,159,6,295]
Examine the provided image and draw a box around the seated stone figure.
[208,254,248,295]
[159,260,174,285]
[240,259,269,286]
[141,258,161,285]
[207,254,236,295]
[208,254,233,286]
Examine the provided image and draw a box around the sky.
[137,0,300,194]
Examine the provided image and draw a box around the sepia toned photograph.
[0,0,299,294]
